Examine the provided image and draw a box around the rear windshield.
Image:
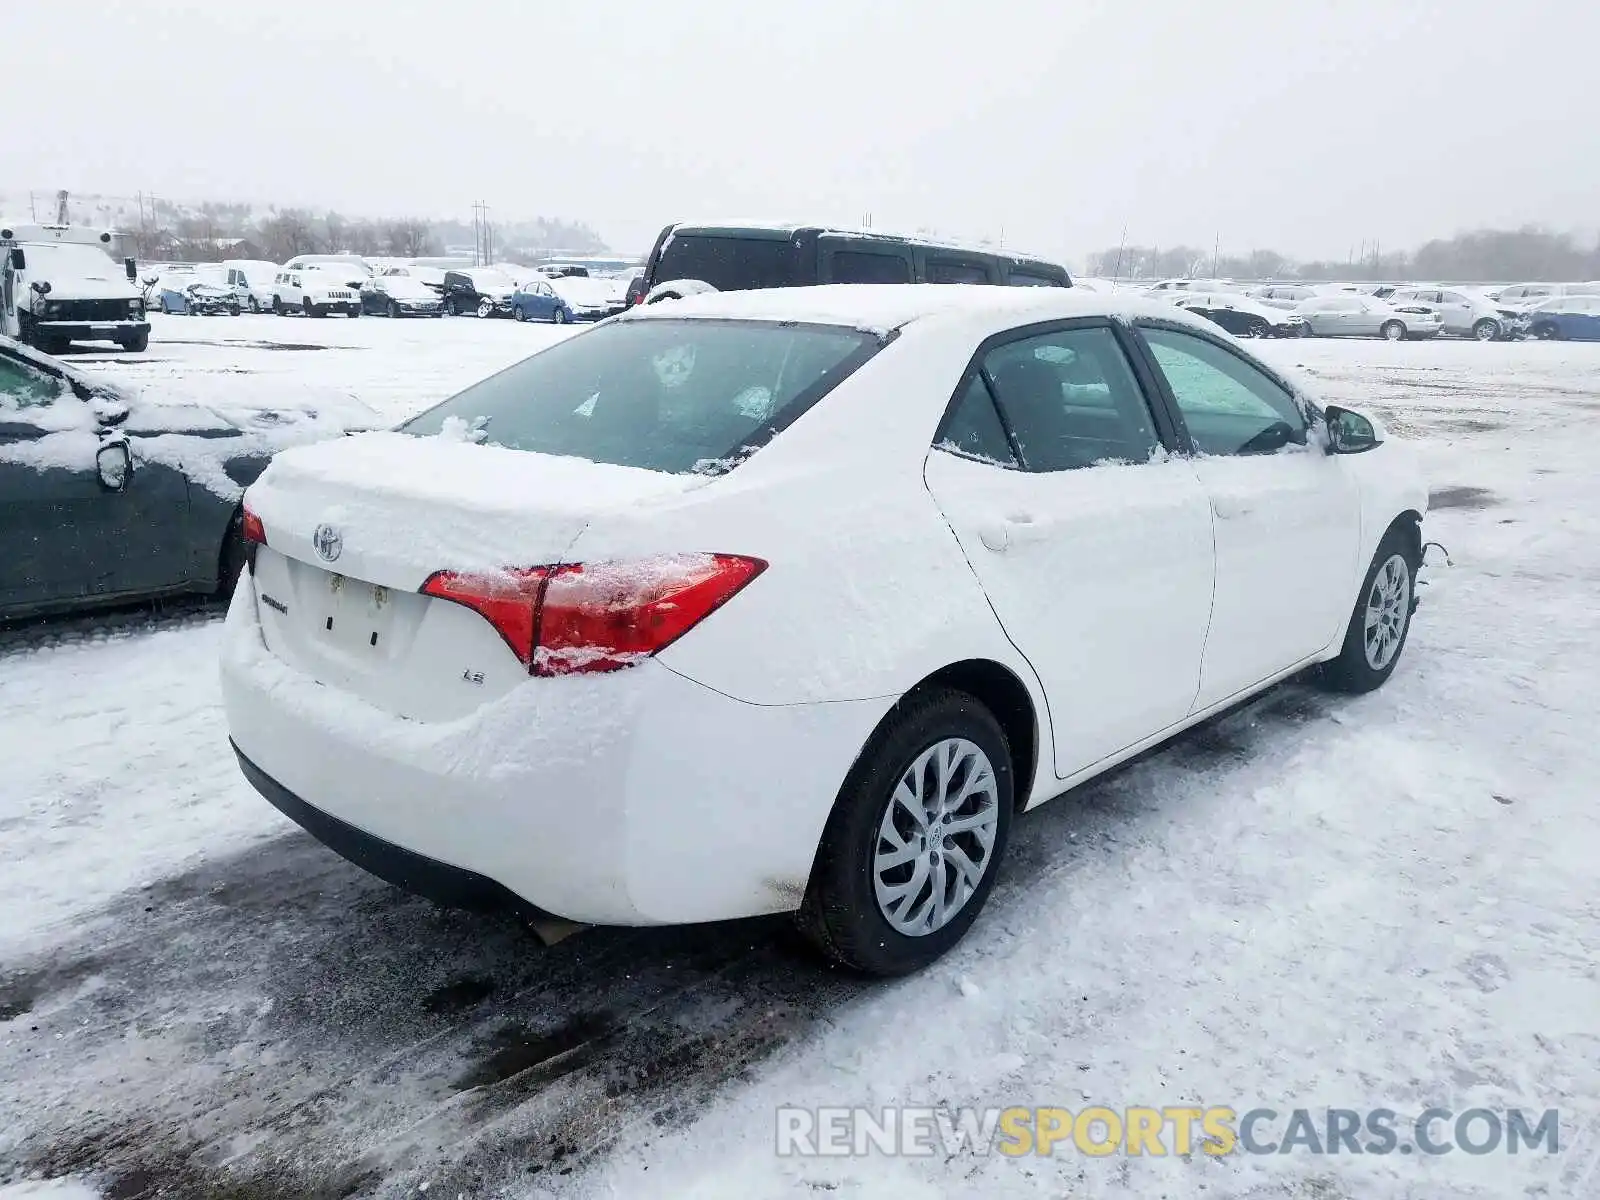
[400,318,883,474]
[653,233,805,291]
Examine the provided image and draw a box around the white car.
[223,286,1427,975]
[1384,287,1523,340]
[1295,295,1444,340]
[271,267,361,318]
[222,259,283,313]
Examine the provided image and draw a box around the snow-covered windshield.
[400,318,882,474]
[19,243,121,280]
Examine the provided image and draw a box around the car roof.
[665,219,1062,267]
[618,283,1210,339]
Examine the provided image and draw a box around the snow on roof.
[620,283,1204,337]
[666,219,1059,265]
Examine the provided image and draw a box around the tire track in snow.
[1,681,1331,1198]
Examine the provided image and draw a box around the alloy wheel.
[1363,554,1411,670]
[872,738,1000,937]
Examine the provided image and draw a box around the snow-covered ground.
[2,316,1597,1199]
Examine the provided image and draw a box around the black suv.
[635,221,1071,304]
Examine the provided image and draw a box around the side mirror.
[1324,405,1381,455]
[31,280,51,296]
[125,257,138,281]
[96,440,133,490]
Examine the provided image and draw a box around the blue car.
[510,278,576,324]
[1526,296,1600,341]
[510,277,614,324]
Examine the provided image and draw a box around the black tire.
[229,304,241,316]
[248,296,261,314]
[553,307,569,324]
[1244,318,1269,339]
[797,688,1015,976]
[303,298,314,318]
[123,330,149,353]
[443,297,457,316]
[389,299,401,319]
[1299,321,1315,338]
[513,304,528,322]
[1471,318,1498,342]
[1380,320,1405,342]
[273,296,286,316]
[1317,527,1419,694]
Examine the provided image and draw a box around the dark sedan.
[0,337,377,622]
[1175,292,1310,338]
[359,275,444,317]
[440,268,517,317]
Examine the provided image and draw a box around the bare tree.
[385,219,437,258]
[259,210,316,260]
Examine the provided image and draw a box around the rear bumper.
[220,573,889,926]
[233,741,550,918]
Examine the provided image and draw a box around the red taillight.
[420,555,765,676]
[421,567,551,666]
[241,503,267,546]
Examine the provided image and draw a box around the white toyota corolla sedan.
[223,285,1427,975]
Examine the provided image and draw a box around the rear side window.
[654,234,804,291]
[937,374,1019,466]
[926,259,993,285]
[401,319,882,475]
[981,327,1161,472]
[830,251,912,284]
[1006,270,1063,288]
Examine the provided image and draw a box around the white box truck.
[0,222,150,353]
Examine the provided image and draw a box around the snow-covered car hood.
[0,335,382,498]
[302,274,358,296]
[377,278,438,301]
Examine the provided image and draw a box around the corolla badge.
[312,523,343,563]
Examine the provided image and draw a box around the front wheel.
[552,307,569,324]
[476,299,494,318]
[1244,318,1269,339]
[1380,320,1405,342]
[389,300,401,319]
[443,297,457,316]
[122,331,150,353]
[797,688,1014,976]
[248,296,261,314]
[513,304,527,322]
[1472,318,1499,342]
[1318,528,1418,694]
[273,296,286,315]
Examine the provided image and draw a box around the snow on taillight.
[419,555,766,676]
[535,554,766,675]
[241,502,267,546]
[421,567,551,667]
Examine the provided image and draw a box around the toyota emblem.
[312,523,343,563]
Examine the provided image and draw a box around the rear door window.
[980,326,1162,472]
[653,234,804,291]
[829,250,913,284]
[1005,269,1064,288]
[926,258,994,285]
[936,374,1019,466]
[401,318,883,475]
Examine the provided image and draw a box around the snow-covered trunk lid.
[244,431,705,720]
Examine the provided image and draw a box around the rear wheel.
[1380,320,1405,341]
[797,688,1014,976]
[1318,528,1418,694]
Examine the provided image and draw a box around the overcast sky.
[12,0,1600,261]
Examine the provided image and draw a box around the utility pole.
[1212,232,1221,278]
[1111,221,1128,283]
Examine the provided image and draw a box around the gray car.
[1386,287,1522,340]
[0,336,375,621]
[1294,295,1444,340]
